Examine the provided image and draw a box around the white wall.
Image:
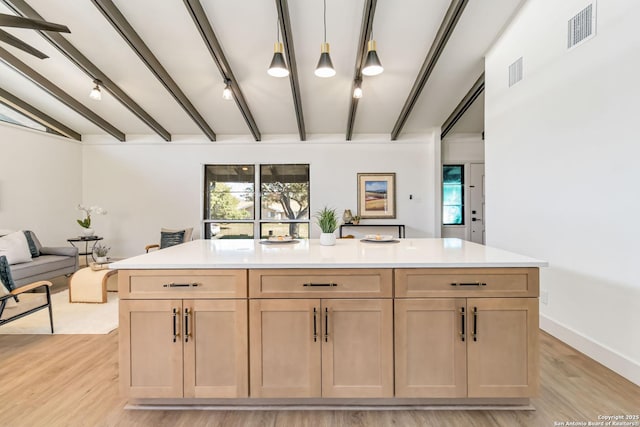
[82,134,438,257]
[0,123,82,245]
[485,0,640,384]
[441,133,484,240]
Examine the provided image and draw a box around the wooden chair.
[145,227,193,253]
[0,256,54,333]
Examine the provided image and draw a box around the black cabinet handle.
[450,282,487,287]
[324,307,329,342]
[473,307,478,342]
[163,282,200,288]
[313,307,318,342]
[460,307,465,342]
[184,308,191,343]
[172,308,178,343]
[303,283,337,287]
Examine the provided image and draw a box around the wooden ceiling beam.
[182,0,261,141]
[0,86,81,140]
[92,0,216,141]
[390,0,468,140]
[346,0,376,141]
[2,0,172,141]
[441,72,484,139]
[275,0,306,141]
[0,45,125,140]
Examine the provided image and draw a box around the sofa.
[0,230,79,287]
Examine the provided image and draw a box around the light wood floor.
[0,330,638,427]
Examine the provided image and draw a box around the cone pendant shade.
[268,42,289,77]
[362,40,383,76]
[315,42,335,78]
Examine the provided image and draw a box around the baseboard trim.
[125,404,535,411]
[540,314,640,386]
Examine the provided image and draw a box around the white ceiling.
[0,0,525,141]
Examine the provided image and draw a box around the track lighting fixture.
[353,80,363,99]
[89,79,102,101]
[222,78,232,100]
[268,21,289,77]
[315,0,335,78]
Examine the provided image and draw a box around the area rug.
[0,290,118,334]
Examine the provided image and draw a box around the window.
[443,165,464,225]
[0,102,64,137]
[203,164,310,239]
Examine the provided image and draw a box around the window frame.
[442,164,465,226]
[203,163,310,239]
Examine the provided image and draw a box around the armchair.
[145,227,193,253]
[0,255,54,333]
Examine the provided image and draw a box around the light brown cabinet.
[394,297,538,398]
[249,298,393,398]
[118,268,249,399]
[394,268,539,399]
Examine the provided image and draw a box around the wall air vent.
[508,57,523,87]
[568,3,596,49]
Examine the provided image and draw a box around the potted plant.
[77,204,107,237]
[92,244,110,263]
[314,206,340,246]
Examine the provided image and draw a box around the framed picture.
[357,173,396,219]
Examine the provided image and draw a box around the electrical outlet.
[541,291,549,305]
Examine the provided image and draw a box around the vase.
[320,232,336,246]
[95,256,108,263]
[81,228,95,237]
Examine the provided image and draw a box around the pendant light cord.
[323,0,327,43]
[276,19,280,43]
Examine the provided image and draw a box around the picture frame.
[357,173,396,219]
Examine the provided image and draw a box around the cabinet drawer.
[249,269,392,298]
[118,269,247,299]
[395,268,538,298]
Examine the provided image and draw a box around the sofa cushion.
[160,230,185,249]
[0,270,17,308]
[9,255,76,283]
[23,231,41,257]
[0,231,32,264]
[0,256,18,306]
[0,255,16,291]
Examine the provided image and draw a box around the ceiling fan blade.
[0,28,48,59]
[0,14,70,33]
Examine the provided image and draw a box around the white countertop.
[109,238,547,270]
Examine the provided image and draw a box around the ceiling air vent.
[508,57,523,87]
[568,3,596,49]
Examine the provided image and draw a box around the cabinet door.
[321,299,394,398]
[119,299,183,398]
[467,298,539,397]
[249,299,321,397]
[394,298,467,397]
[183,299,248,398]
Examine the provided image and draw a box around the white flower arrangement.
[77,204,107,229]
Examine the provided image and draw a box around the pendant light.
[314,0,335,78]
[89,79,102,101]
[268,21,289,77]
[222,78,232,100]
[362,31,383,76]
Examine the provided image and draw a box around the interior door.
[469,163,485,244]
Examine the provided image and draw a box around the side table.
[67,236,103,266]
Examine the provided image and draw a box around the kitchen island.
[111,238,547,409]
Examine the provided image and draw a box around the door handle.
[473,306,478,342]
[172,308,179,343]
[324,307,329,342]
[184,308,192,343]
[460,307,465,342]
[313,307,318,342]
